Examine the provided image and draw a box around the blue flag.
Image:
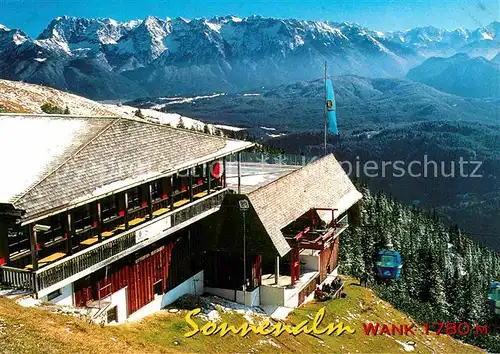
[325,79,339,135]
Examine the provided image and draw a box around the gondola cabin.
[487,281,500,315]
[376,250,402,280]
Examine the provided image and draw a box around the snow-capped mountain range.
[0,15,498,99]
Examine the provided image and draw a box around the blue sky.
[1,0,498,36]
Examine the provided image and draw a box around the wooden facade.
[204,204,345,291]
[319,237,340,282]
[203,251,263,291]
[74,225,202,316]
[6,159,226,271]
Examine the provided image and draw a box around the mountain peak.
[0,15,498,100]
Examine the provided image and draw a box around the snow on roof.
[0,115,111,203]
[0,114,254,220]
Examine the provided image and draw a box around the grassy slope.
[0,280,482,354]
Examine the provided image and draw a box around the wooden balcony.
[285,214,349,250]
[1,189,228,297]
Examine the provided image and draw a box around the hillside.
[0,79,224,132]
[130,75,500,137]
[0,281,483,354]
[340,185,500,352]
[0,79,119,115]
[406,54,500,98]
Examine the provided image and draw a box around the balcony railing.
[0,265,36,291]
[1,189,227,295]
[227,152,318,167]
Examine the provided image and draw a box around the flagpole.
[324,61,327,156]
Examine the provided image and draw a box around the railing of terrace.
[0,265,36,291]
[0,190,228,294]
[227,152,319,167]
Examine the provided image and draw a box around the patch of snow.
[106,104,214,132]
[13,32,28,45]
[0,288,31,299]
[481,32,493,40]
[34,58,47,62]
[395,339,416,352]
[18,297,42,307]
[260,126,276,131]
[261,305,294,320]
[268,339,281,348]
[267,133,286,138]
[213,124,245,132]
[160,93,225,105]
[206,21,222,33]
[204,309,221,322]
[0,24,10,31]
[242,93,261,97]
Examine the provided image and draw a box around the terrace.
[1,188,228,297]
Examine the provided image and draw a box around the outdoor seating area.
[314,277,345,301]
[7,161,226,271]
[25,252,66,270]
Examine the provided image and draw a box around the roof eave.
[20,140,254,225]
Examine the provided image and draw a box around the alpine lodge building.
[0,113,362,323]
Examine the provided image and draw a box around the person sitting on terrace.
[315,285,331,301]
[322,282,331,294]
[332,277,342,291]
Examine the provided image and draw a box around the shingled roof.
[0,114,252,221]
[247,154,362,256]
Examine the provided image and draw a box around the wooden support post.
[169,176,174,210]
[189,168,193,202]
[223,157,227,188]
[65,212,73,255]
[96,201,102,242]
[124,192,129,230]
[296,247,300,282]
[148,182,153,218]
[290,246,300,285]
[207,163,211,195]
[0,214,10,266]
[29,224,38,271]
[275,256,280,285]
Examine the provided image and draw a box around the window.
[101,195,117,220]
[173,174,182,192]
[106,306,118,324]
[151,180,162,200]
[381,255,396,267]
[194,165,206,186]
[74,204,94,230]
[127,186,141,210]
[47,288,62,301]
